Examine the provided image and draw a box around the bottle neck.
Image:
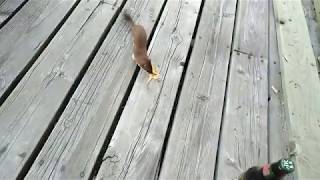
[261,163,286,180]
[261,164,274,179]
[262,160,294,180]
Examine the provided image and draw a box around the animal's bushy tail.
[123,10,134,25]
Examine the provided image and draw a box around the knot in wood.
[196,94,209,101]
[171,34,182,44]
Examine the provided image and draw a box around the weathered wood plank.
[0,0,78,101]
[303,0,320,54]
[273,0,320,178]
[0,0,26,25]
[269,1,292,174]
[25,0,166,179]
[158,0,237,179]
[314,0,320,24]
[96,0,202,179]
[302,0,320,73]
[216,0,269,179]
[0,0,122,179]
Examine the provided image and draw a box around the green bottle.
[239,159,295,180]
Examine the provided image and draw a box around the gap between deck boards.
[23,0,169,178]
[0,0,301,179]
[89,0,169,178]
[19,1,128,179]
[0,0,82,106]
[0,0,28,28]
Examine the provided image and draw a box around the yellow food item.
[148,65,159,82]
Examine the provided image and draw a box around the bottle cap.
[278,159,295,174]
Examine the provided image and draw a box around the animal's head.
[140,58,153,74]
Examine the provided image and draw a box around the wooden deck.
[0,0,319,179]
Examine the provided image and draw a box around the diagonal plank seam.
[158,0,239,178]
[156,0,206,176]
[213,0,240,178]
[0,0,29,29]
[95,0,203,178]
[267,0,271,163]
[88,0,170,179]
[16,0,128,178]
[0,0,81,107]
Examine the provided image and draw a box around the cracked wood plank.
[25,0,166,179]
[158,0,237,179]
[273,0,320,178]
[216,0,269,179]
[0,0,78,101]
[96,0,202,179]
[0,0,26,25]
[269,0,291,163]
[0,0,121,179]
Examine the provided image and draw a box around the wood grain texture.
[216,0,269,179]
[96,0,202,179]
[269,0,291,162]
[0,0,26,25]
[158,0,237,179]
[314,0,320,24]
[269,5,294,180]
[273,0,320,178]
[0,0,77,100]
[0,0,120,179]
[25,0,166,179]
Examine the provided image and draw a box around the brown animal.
[123,10,159,81]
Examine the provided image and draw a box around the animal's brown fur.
[123,11,154,74]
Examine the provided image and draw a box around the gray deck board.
[0,0,25,25]
[0,0,306,178]
[273,0,320,178]
[302,0,320,72]
[216,0,269,179]
[0,0,78,101]
[269,3,294,180]
[158,0,237,179]
[0,0,121,178]
[96,0,202,179]
[314,0,320,24]
[268,0,291,162]
[25,0,166,179]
